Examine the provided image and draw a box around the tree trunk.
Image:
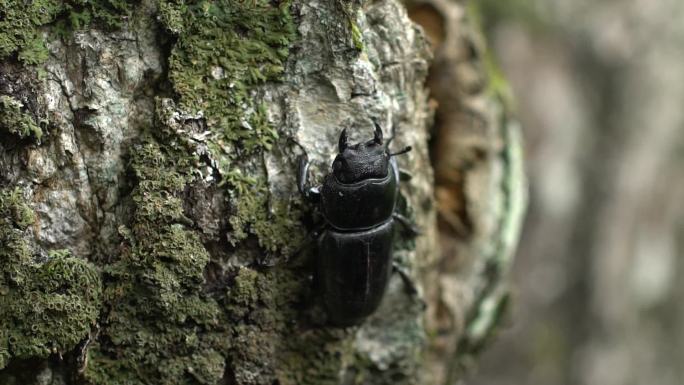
[0,1,525,384]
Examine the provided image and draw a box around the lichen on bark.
[0,95,44,140]
[0,0,136,65]
[83,132,229,385]
[0,187,102,370]
[158,0,302,254]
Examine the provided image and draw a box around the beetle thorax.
[332,144,389,184]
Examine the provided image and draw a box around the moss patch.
[2,0,345,382]
[79,0,311,382]
[339,2,364,51]
[162,0,293,148]
[222,267,281,384]
[224,266,353,385]
[0,95,44,141]
[83,136,231,385]
[0,0,136,65]
[228,178,303,254]
[83,128,322,384]
[276,326,353,385]
[158,0,302,252]
[0,187,102,370]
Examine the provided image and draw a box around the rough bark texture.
[406,1,526,383]
[0,0,526,384]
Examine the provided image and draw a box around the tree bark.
[0,1,525,384]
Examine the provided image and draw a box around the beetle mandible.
[298,123,418,326]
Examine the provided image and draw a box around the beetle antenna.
[385,136,394,150]
[390,146,412,157]
[384,122,396,149]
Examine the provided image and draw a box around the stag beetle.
[298,123,418,326]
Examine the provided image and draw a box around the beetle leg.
[392,263,417,295]
[288,222,327,265]
[398,168,412,182]
[392,263,426,308]
[393,213,421,236]
[392,263,427,309]
[298,154,321,203]
[305,221,328,241]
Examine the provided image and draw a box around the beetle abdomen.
[320,161,397,230]
[319,220,394,326]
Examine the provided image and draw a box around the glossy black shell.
[319,220,394,326]
[320,159,398,230]
[317,158,399,326]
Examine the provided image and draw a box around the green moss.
[84,132,310,383]
[350,21,364,51]
[83,0,305,380]
[276,326,353,385]
[159,0,302,252]
[84,138,230,385]
[223,267,280,383]
[228,178,303,255]
[221,266,351,385]
[224,268,350,385]
[0,188,36,230]
[0,188,102,370]
[0,330,8,370]
[337,1,363,51]
[0,95,43,141]
[0,0,60,64]
[0,0,136,65]
[162,0,292,151]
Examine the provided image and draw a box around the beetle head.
[332,123,389,183]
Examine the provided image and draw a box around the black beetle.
[298,123,418,326]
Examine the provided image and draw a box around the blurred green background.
[468,1,684,384]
